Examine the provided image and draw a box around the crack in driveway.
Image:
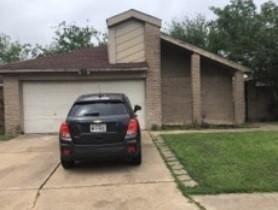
[0,133,200,210]
[41,179,175,191]
[30,162,60,209]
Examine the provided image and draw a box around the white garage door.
[23,80,145,133]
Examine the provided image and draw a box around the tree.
[36,21,107,56]
[166,0,263,66]
[167,0,278,117]
[209,0,260,66]
[166,15,211,50]
[0,34,30,64]
[252,1,278,112]
[210,0,278,115]
[0,21,107,62]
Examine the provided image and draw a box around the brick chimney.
[106,9,163,128]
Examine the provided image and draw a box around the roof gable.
[161,34,250,72]
[106,9,161,28]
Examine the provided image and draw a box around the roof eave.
[106,9,161,28]
[161,34,250,73]
[0,66,148,74]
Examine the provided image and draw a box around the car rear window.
[69,102,128,117]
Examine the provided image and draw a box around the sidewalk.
[152,122,278,136]
[194,193,278,210]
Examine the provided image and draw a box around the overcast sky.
[0,0,267,46]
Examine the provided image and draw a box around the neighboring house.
[246,80,274,122]
[0,9,250,134]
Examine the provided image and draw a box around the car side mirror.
[134,105,142,113]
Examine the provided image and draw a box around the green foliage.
[163,131,278,194]
[0,134,14,142]
[167,0,278,116]
[0,21,106,63]
[167,15,211,50]
[0,34,31,64]
[253,1,278,93]
[210,0,259,65]
[212,0,278,114]
[35,21,107,56]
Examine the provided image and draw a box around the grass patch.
[162,131,278,194]
[158,123,257,131]
[0,134,14,142]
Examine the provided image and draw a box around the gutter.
[0,66,148,74]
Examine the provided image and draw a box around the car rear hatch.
[67,100,129,145]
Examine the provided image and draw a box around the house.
[246,80,274,122]
[0,9,250,134]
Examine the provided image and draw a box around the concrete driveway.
[0,132,198,210]
[193,193,278,210]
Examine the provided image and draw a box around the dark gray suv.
[59,93,142,169]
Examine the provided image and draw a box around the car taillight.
[59,122,72,141]
[125,118,138,138]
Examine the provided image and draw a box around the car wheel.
[61,159,74,169]
[131,150,142,165]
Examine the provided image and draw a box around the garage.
[22,80,146,133]
[0,9,249,135]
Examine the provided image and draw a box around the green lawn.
[162,131,278,194]
[0,134,14,142]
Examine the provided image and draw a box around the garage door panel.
[23,81,145,133]
[24,119,65,133]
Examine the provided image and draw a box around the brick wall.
[161,41,192,124]
[191,53,202,124]
[3,77,21,134]
[144,23,162,128]
[233,71,245,124]
[161,44,238,126]
[201,59,234,124]
[0,87,4,132]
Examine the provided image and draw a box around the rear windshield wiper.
[83,112,100,117]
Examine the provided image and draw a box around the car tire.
[131,150,142,165]
[61,159,74,169]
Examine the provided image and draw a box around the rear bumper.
[60,139,140,161]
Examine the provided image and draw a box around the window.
[70,102,128,117]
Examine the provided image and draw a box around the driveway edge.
[150,133,207,210]
[151,134,198,187]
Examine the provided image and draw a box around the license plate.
[90,124,107,133]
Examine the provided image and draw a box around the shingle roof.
[0,45,148,71]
